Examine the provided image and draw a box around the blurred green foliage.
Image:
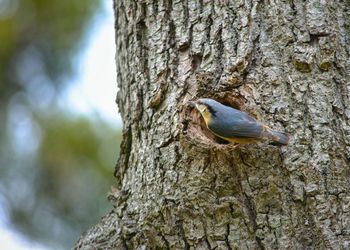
[0,0,121,248]
[0,0,101,98]
[4,109,121,247]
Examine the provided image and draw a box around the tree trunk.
[75,0,350,249]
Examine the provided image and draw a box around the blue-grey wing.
[209,111,263,138]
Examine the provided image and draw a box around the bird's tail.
[261,126,289,146]
[268,130,289,146]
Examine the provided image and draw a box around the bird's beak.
[187,100,196,108]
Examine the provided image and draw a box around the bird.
[189,98,289,146]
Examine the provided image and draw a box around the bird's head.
[189,98,221,125]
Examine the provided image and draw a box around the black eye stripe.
[206,105,217,116]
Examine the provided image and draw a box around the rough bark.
[75,0,350,249]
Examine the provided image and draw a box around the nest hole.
[183,96,246,146]
[217,95,244,111]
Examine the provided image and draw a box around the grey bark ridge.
[75,0,350,249]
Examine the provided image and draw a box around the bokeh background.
[0,0,121,249]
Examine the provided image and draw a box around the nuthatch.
[189,98,289,146]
